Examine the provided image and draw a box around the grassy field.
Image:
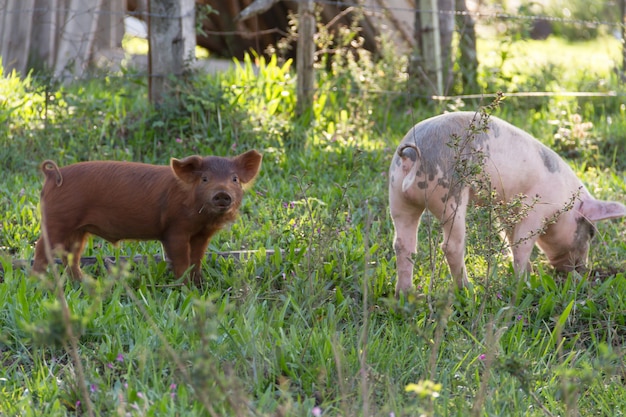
[1,32,626,416]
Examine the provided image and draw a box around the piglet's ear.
[171,155,203,183]
[580,199,626,222]
[234,150,262,184]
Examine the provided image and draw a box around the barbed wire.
[2,1,624,103]
[0,2,623,29]
[0,7,195,20]
[431,91,621,101]
[312,0,623,28]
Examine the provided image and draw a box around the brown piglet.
[33,150,262,285]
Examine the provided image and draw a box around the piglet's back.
[40,161,181,241]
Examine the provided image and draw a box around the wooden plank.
[3,250,278,275]
[180,0,196,61]
[362,0,416,53]
[0,0,35,75]
[54,0,104,79]
[30,0,59,70]
[235,0,280,22]
[93,0,125,50]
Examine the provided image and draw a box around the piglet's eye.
[202,175,209,183]
[232,175,239,183]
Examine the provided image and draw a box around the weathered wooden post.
[93,0,125,51]
[412,0,457,97]
[54,0,104,80]
[622,0,626,80]
[0,0,36,75]
[456,0,478,92]
[31,0,60,71]
[148,0,196,104]
[296,0,315,117]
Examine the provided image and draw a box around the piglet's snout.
[211,191,233,210]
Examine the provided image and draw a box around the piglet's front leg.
[188,232,215,286]
[162,234,194,283]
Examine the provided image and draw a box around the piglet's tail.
[397,144,420,193]
[41,160,63,187]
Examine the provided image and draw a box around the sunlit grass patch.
[478,35,621,90]
[122,34,210,59]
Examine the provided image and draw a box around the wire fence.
[3,2,621,27]
[1,0,625,102]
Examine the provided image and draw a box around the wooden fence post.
[0,0,35,75]
[428,0,443,96]
[296,0,315,117]
[54,0,104,80]
[456,0,478,92]
[93,0,125,51]
[622,0,626,80]
[412,0,444,96]
[148,0,196,104]
[30,0,60,71]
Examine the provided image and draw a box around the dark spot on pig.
[428,173,435,181]
[417,180,428,189]
[393,154,401,167]
[490,122,500,138]
[540,147,560,173]
[574,217,595,245]
[390,175,395,184]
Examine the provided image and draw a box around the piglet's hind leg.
[64,231,88,280]
[439,197,470,288]
[390,202,424,296]
[32,237,49,274]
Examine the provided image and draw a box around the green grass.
[475,34,623,107]
[123,33,210,59]
[479,35,621,81]
[1,33,626,416]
